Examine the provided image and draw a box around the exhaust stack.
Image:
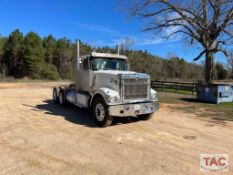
[77,40,80,70]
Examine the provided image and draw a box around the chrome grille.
[122,77,150,101]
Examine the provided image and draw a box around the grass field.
[158,92,233,121]
[155,88,195,95]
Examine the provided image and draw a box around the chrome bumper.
[108,101,159,117]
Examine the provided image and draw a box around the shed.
[197,84,233,104]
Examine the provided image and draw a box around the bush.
[40,64,60,80]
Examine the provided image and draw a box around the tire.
[139,113,154,120]
[92,97,113,127]
[58,90,68,106]
[53,88,59,103]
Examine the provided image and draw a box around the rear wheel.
[139,113,154,120]
[92,97,113,127]
[53,88,59,103]
[58,90,67,106]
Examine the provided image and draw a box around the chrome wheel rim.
[95,103,105,121]
[59,93,63,104]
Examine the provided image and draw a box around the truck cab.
[53,52,159,127]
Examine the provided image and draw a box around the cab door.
[76,57,94,91]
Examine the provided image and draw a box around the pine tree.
[3,29,24,77]
[0,36,7,76]
[22,32,44,78]
[43,35,56,64]
[53,38,73,79]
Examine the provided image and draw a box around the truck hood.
[93,70,151,96]
[94,70,149,77]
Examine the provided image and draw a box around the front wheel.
[92,98,113,127]
[139,113,154,120]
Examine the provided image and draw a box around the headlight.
[109,95,120,103]
[150,89,157,100]
[101,88,121,103]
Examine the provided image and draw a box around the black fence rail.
[151,81,197,94]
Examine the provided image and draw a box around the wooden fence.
[151,81,197,94]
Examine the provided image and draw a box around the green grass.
[158,92,233,122]
[154,87,195,95]
[157,92,194,103]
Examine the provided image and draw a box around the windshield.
[90,57,127,71]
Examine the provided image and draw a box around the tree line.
[0,29,92,80]
[0,29,230,81]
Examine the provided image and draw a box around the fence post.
[175,82,178,92]
[192,83,195,94]
[162,81,164,91]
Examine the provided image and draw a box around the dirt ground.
[0,82,232,175]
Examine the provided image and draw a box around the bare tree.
[126,0,233,82]
[228,51,233,78]
[120,37,135,52]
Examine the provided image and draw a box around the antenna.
[77,40,80,70]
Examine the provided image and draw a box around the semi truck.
[52,42,159,127]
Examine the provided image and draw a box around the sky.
[0,0,227,63]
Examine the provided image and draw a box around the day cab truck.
[52,43,159,127]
